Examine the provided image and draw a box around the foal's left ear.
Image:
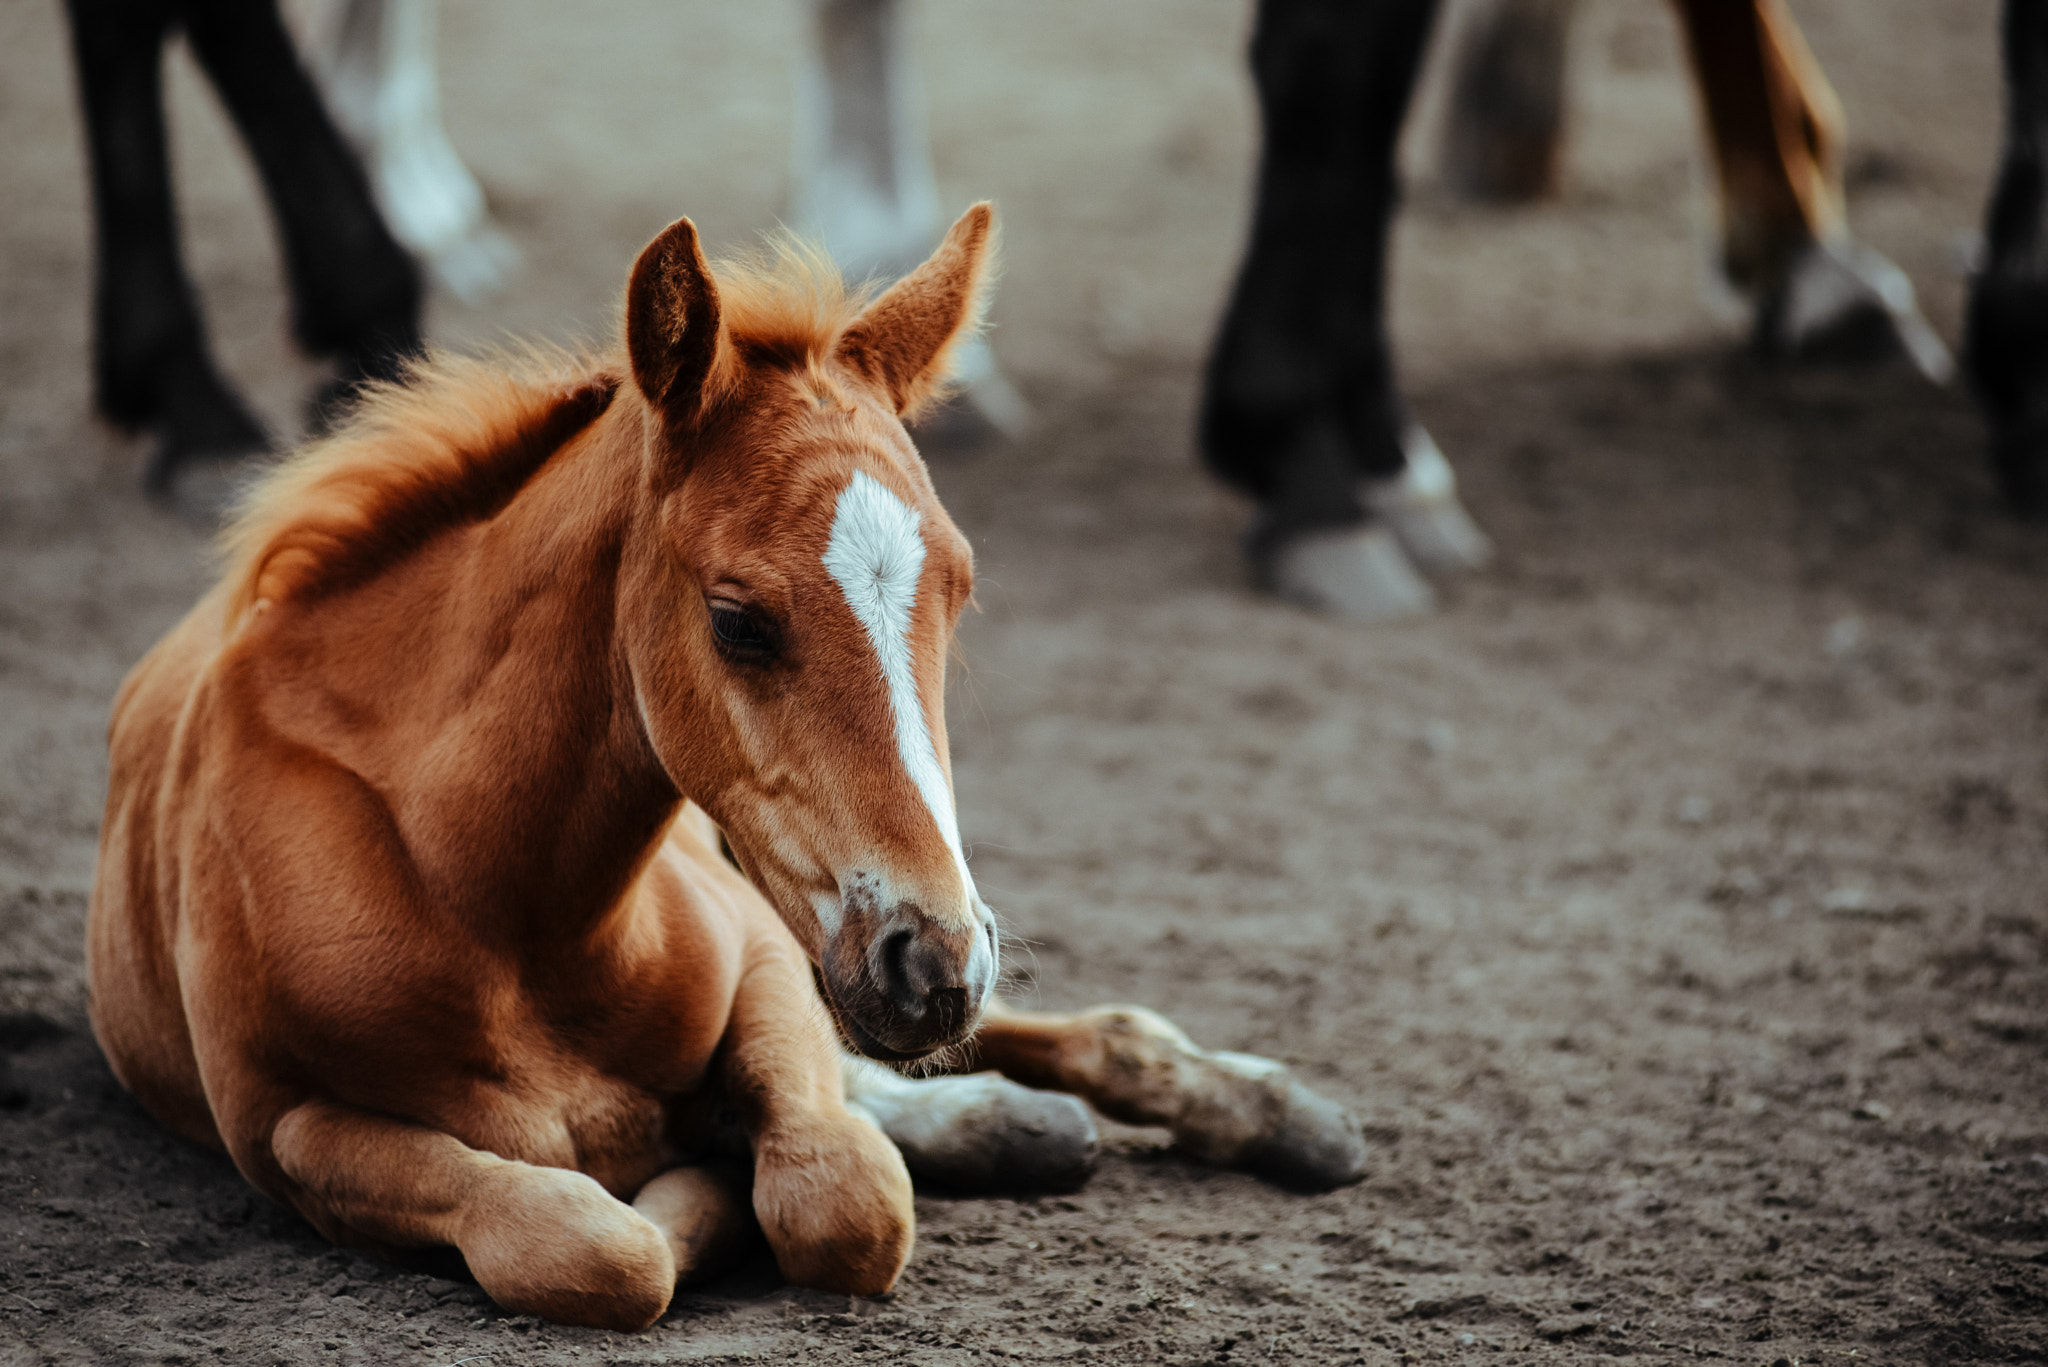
[837,203,996,418]
[626,216,727,425]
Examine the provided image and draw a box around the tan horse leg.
[965,1002,1367,1192]
[719,939,916,1297]
[1672,0,1950,378]
[1672,0,1846,288]
[630,1166,757,1284]
[267,941,913,1325]
[270,1099,677,1330]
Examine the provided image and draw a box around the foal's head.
[617,206,997,1062]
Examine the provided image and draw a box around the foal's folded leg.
[842,1054,1099,1194]
[718,947,915,1297]
[631,1164,757,1284]
[967,1004,1367,1192]
[270,1099,675,1330]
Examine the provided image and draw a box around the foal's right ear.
[626,217,727,424]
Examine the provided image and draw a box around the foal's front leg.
[269,1099,678,1329]
[719,941,916,1296]
[967,1003,1368,1191]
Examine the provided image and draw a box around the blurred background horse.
[333,0,2048,619]
[61,0,422,510]
[1202,0,1971,622]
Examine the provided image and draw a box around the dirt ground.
[4,1,2046,1363]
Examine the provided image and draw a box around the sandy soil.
[4,1,2046,1363]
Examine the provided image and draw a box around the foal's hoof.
[1233,1073,1370,1192]
[1756,237,1955,384]
[1364,426,1494,574]
[1173,1053,1368,1193]
[848,1068,1100,1194]
[1265,523,1435,622]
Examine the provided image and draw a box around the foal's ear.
[626,217,727,423]
[837,202,996,417]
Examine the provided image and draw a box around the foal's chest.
[456,1027,727,1199]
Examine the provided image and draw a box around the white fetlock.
[1270,523,1436,622]
[1363,426,1494,574]
[318,0,522,304]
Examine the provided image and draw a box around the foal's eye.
[708,602,777,663]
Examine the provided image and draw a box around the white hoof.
[1363,427,1494,574]
[1269,524,1435,622]
[1767,238,1955,385]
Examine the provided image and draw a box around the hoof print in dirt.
[1172,1053,1368,1192]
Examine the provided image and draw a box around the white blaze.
[821,471,974,894]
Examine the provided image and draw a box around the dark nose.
[823,903,994,1060]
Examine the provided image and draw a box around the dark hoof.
[141,361,272,522]
[1236,1076,1369,1193]
[306,373,366,438]
[115,347,268,487]
[307,339,419,438]
[1172,1055,1370,1191]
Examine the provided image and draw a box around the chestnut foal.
[89,205,1364,1330]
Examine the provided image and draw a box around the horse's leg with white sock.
[841,1054,1098,1193]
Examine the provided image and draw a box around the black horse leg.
[1200,0,1440,573]
[181,0,422,422]
[1967,0,2048,517]
[63,0,269,491]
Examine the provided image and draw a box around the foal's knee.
[458,1163,675,1330]
[751,1111,914,1297]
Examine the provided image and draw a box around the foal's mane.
[221,239,873,621]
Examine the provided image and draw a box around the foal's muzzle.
[820,898,996,1061]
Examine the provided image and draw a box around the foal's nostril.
[874,926,922,1013]
[831,902,990,1056]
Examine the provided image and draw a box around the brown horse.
[88,204,1364,1330]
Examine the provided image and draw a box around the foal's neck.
[328,399,680,944]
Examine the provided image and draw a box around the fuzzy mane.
[713,234,879,376]
[221,240,885,623]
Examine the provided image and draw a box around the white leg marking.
[821,472,973,895]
